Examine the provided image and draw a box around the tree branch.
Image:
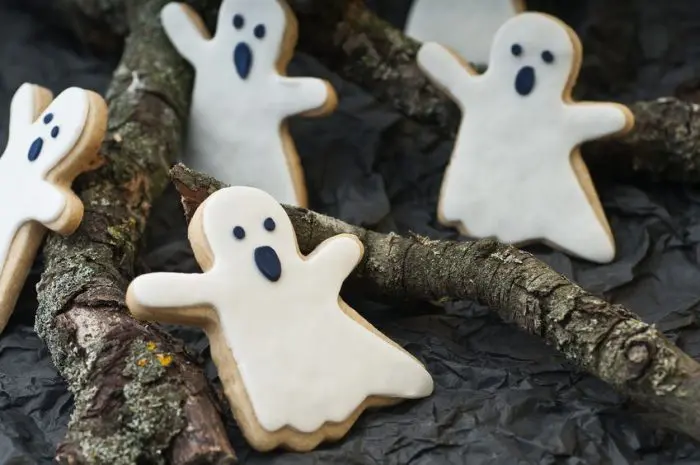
[171,162,700,445]
[35,1,236,464]
[287,0,700,183]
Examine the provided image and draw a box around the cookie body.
[126,186,434,451]
[405,0,524,66]
[161,0,337,208]
[417,12,634,263]
[0,84,107,333]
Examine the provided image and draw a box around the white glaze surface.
[0,84,88,273]
[161,0,334,207]
[405,0,521,65]
[129,186,434,432]
[417,13,629,263]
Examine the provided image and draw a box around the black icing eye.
[511,43,523,57]
[43,113,54,124]
[233,14,244,29]
[233,226,246,240]
[51,126,60,138]
[263,217,275,231]
[541,50,555,64]
[254,24,266,39]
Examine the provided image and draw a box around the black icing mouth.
[28,137,43,161]
[515,66,536,96]
[254,246,281,282]
[233,42,253,79]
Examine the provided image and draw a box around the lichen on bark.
[69,339,184,465]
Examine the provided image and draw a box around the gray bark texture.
[172,162,700,445]
[34,1,236,464]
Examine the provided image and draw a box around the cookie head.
[489,13,578,98]
[217,0,288,80]
[201,186,297,283]
[23,87,89,176]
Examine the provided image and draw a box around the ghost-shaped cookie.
[0,83,107,333]
[405,0,525,66]
[161,0,337,207]
[126,186,434,451]
[417,12,634,263]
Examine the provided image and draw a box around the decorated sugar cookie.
[417,12,634,263]
[0,83,107,333]
[161,0,337,207]
[126,186,434,451]
[405,0,525,66]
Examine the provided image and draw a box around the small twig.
[172,163,700,445]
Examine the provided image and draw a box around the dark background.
[2,0,700,463]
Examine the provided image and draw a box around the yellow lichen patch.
[136,358,148,367]
[146,341,157,351]
[156,353,173,367]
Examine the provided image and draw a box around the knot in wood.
[625,341,652,380]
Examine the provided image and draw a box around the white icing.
[0,84,89,274]
[161,0,335,207]
[417,13,630,264]
[405,0,522,65]
[129,186,434,433]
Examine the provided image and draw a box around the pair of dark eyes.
[233,14,266,39]
[233,217,275,240]
[43,113,60,138]
[511,43,554,64]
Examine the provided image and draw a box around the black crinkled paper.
[2,1,700,464]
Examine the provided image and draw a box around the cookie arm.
[278,77,337,117]
[305,234,364,291]
[417,42,477,105]
[566,103,634,142]
[161,3,210,65]
[127,272,214,312]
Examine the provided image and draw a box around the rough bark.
[171,163,700,444]
[35,1,236,464]
[288,0,700,183]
